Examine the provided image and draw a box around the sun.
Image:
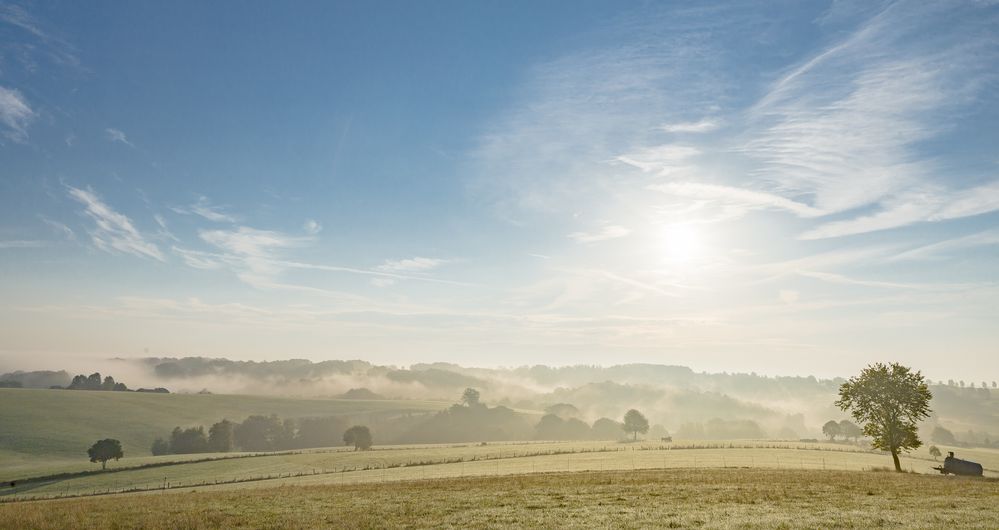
[660,223,702,264]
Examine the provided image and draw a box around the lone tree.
[343,425,372,450]
[929,445,941,460]
[87,439,123,470]
[822,420,841,441]
[835,362,932,472]
[622,409,649,441]
[461,387,481,407]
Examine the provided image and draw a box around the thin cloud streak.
[568,225,631,243]
[0,240,46,249]
[890,228,999,261]
[377,257,448,273]
[650,182,824,218]
[105,128,133,147]
[66,186,164,261]
[0,86,34,142]
[171,196,237,223]
[660,118,719,133]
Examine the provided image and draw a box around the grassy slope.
[0,388,447,472]
[6,440,984,499]
[3,468,998,529]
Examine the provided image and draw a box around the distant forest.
[2,357,996,446]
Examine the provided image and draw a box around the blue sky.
[1,1,998,380]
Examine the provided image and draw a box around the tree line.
[151,414,373,455]
[820,419,863,442]
[54,372,170,393]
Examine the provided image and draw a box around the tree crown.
[835,362,931,455]
[622,409,649,434]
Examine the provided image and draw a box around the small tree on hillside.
[88,439,123,470]
[343,425,372,450]
[622,409,649,441]
[461,388,481,407]
[836,362,932,472]
[822,420,841,441]
[929,445,941,460]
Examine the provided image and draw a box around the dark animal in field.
[933,452,983,477]
[661,436,672,443]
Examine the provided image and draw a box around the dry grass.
[2,468,996,529]
[4,441,946,500]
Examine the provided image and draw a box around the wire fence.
[2,445,939,503]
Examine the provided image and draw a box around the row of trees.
[152,415,373,455]
[68,373,128,391]
[532,410,649,441]
[60,372,169,393]
[938,380,996,389]
[821,419,863,442]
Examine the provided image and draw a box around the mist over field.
[4,357,996,445]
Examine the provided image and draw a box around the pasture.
[2,467,997,529]
[0,388,447,476]
[5,439,991,501]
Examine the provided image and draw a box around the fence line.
[2,446,922,504]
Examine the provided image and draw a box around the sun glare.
[660,223,702,264]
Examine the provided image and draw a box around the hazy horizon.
[2,1,999,382]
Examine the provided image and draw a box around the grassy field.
[6,439,987,501]
[3,467,997,529]
[0,388,448,475]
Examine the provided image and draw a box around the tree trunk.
[101,460,107,470]
[633,431,637,441]
[891,449,901,472]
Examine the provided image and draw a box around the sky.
[1,0,997,381]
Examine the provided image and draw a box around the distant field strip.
[1,440,963,501]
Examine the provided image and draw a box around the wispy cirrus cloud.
[0,86,35,142]
[105,128,134,147]
[568,225,631,243]
[650,182,824,218]
[66,186,164,261]
[377,257,448,273]
[303,219,322,235]
[741,1,999,238]
[0,3,80,70]
[798,181,999,240]
[797,270,982,292]
[39,216,75,240]
[468,5,737,219]
[197,226,307,286]
[615,144,702,173]
[890,228,999,261]
[0,240,46,249]
[178,229,466,289]
[660,118,719,133]
[171,196,237,223]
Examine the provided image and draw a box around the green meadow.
[0,388,446,476]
